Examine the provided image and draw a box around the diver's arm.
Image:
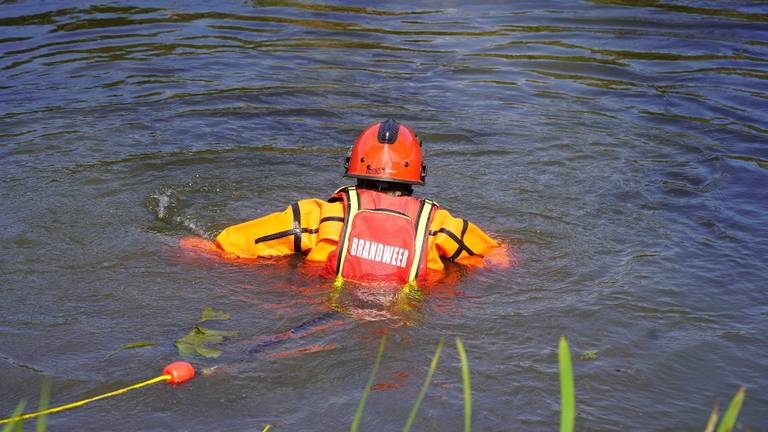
[428,208,511,269]
[213,198,329,258]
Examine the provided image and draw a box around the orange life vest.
[327,187,438,284]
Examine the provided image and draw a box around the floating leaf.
[176,325,238,358]
[199,307,230,322]
[580,350,598,360]
[197,326,238,340]
[194,345,223,359]
[103,341,159,360]
[121,342,159,350]
[175,340,207,358]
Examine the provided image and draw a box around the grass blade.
[403,337,445,432]
[350,334,387,432]
[716,386,746,432]
[36,382,50,432]
[455,337,472,432]
[559,336,575,432]
[704,401,719,432]
[1,400,26,432]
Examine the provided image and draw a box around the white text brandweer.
[349,237,409,268]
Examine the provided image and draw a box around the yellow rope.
[0,374,171,425]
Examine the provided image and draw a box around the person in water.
[186,119,509,287]
[187,120,511,370]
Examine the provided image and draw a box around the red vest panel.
[327,188,437,284]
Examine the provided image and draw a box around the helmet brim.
[344,172,424,186]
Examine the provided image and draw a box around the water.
[1,0,767,429]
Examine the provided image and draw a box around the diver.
[184,119,511,371]
[186,119,510,287]
[187,119,510,283]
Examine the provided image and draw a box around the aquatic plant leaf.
[199,307,230,322]
[716,387,746,432]
[175,339,222,358]
[704,401,719,432]
[175,326,237,358]
[351,334,387,432]
[196,326,238,339]
[103,341,159,360]
[175,341,198,358]
[177,327,206,344]
[580,350,598,360]
[195,345,223,358]
[403,337,444,432]
[455,337,472,432]
[121,342,159,350]
[559,336,575,432]
[1,399,26,432]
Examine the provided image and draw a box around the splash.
[145,183,217,238]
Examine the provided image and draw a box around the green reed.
[455,337,472,432]
[2,400,26,432]
[403,337,444,432]
[559,336,575,432]
[714,386,746,432]
[351,335,748,432]
[350,334,387,432]
[4,337,748,431]
[2,383,49,432]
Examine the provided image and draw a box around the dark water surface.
[2,0,767,430]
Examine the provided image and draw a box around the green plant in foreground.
[350,334,387,432]
[559,336,575,432]
[455,337,472,432]
[403,337,445,432]
[351,336,470,432]
[3,337,748,431]
[2,400,26,432]
[352,335,747,432]
[704,386,747,432]
[2,382,49,432]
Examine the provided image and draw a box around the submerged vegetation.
[1,336,748,430]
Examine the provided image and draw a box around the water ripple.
[1,2,768,430]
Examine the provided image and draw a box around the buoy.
[163,361,195,385]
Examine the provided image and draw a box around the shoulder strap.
[334,186,359,277]
[407,198,436,282]
[329,185,355,202]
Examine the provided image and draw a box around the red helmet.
[344,119,427,185]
